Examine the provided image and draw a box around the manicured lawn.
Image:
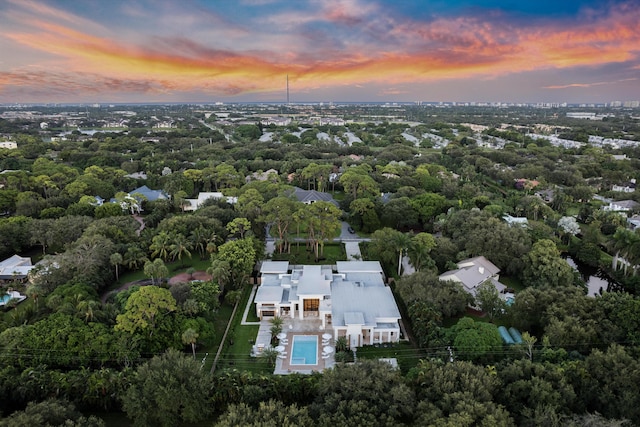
[199,303,235,372]
[357,341,425,373]
[246,301,260,323]
[271,243,346,264]
[500,275,524,292]
[216,285,272,374]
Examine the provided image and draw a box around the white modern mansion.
[255,261,402,348]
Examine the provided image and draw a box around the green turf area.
[356,341,425,373]
[271,243,346,264]
[499,275,524,292]
[215,285,272,374]
[198,303,235,372]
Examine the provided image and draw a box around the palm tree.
[407,233,437,272]
[182,328,199,358]
[335,336,348,352]
[207,259,231,291]
[124,245,148,270]
[610,228,640,274]
[170,233,193,267]
[189,227,208,260]
[150,231,173,261]
[205,231,221,258]
[110,252,123,281]
[392,232,412,276]
[260,347,279,367]
[269,317,284,343]
[77,299,100,323]
[25,285,43,310]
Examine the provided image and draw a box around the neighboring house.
[627,215,640,231]
[0,141,18,149]
[612,180,636,193]
[260,117,291,126]
[183,192,237,211]
[124,171,148,180]
[439,256,506,298]
[255,261,402,348]
[514,178,540,190]
[108,185,168,213]
[0,255,34,281]
[380,192,393,205]
[291,187,339,207]
[535,189,555,203]
[245,169,279,183]
[502,214,529,227]
[130,185,169,202]
[91,196,105,206]
[603,200,639,212]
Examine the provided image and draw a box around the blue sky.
[0,0,638,103]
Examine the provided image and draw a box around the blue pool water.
[0,294,11,304]
[291,335,318,365]
[505,296,515,306]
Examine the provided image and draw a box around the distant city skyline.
[0,0,639,104]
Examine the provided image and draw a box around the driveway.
[344,242,362,260]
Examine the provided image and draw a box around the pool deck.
[249,317,334,374]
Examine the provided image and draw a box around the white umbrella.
[323,346,334,354]
[275,345,286,353]
[322,333,332,340]
[277,332,287,340]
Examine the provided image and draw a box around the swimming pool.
[0,294,10,304]
[290,335,318,365]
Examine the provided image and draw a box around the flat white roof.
[297,265,331,296]
[344,311,365,325]
[255,285,284,304]
[331,282,400,327]
[260,261,289,274]
[336,261,383,273]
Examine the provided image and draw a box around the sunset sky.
[1,0,639,104]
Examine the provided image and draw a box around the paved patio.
[273,326,336,374]
[250,316,336,374]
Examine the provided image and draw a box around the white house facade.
[255,261,401,348]
[183,192,237,211]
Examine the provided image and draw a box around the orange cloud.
[544,78,638,90]
[1,1,639,100]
